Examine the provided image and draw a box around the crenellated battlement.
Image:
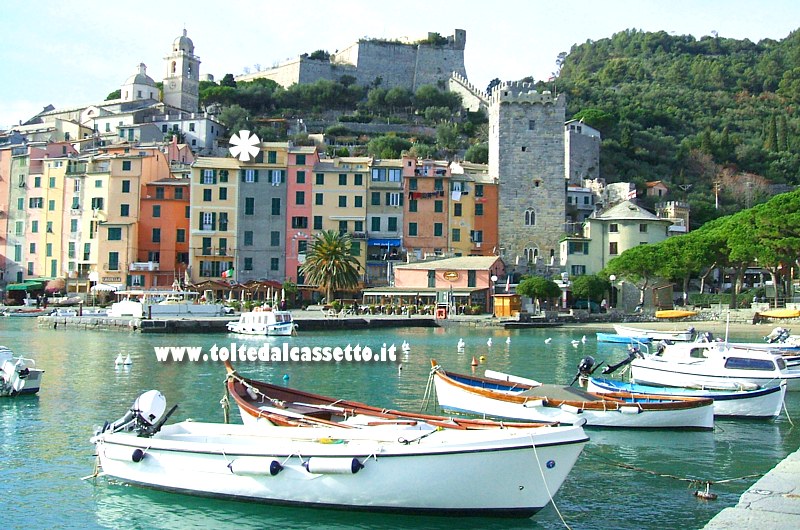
[450,71,488,100]
[489,81,561,106]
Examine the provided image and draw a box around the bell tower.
[163,29,200,112]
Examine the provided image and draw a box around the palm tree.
[299,230,362,303]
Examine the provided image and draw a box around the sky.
[1,0,799,130]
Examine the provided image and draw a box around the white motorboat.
[91,391,588,517]
[629,341,800,391]
[430,361,715,430]
[613,324,696,342]
[1,345,44,397]
[585,377,786,418]
[226,307,296,336]
[107,289,230,318]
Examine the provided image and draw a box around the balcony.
[130,261,159,271]
[351,231,367,240]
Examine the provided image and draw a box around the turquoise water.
[1,319,798,529]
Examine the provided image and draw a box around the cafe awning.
[5,281,45,291]
[368,239,401,247]
[91,283,120,292]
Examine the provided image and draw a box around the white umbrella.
[91,283,118,292]
[281,289,285,301]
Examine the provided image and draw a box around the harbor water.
[2,318,798,529]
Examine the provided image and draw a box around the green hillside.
[552,28,800,226]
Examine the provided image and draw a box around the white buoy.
[571,340,580,348]
[581,335,587,343]
[401,340,411,353]
[544,338,552,344]
[123,354,132,366]
[114,353,123,367]
[506,337,511,345]
[487,338,493,347]
[457,338,465,351]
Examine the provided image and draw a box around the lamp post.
[490,275,498,317]
[609,275,616,310]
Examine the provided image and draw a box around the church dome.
[173,29,194,53]
[124,63,156,86]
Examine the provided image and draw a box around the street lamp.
[490,275,498,316]
[609,275,616,310]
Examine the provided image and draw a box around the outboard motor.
[98,390,176,437]
[602,348,642,375]
[570,356,598,386]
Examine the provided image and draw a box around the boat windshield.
[723,357,776,371]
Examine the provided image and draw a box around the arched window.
[171,61,177,74]
[524,209,536,226]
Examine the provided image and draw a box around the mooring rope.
[584,447,763,494]
[530,434,572,530]
[420,369,436,412]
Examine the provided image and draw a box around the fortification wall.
[448,72,488,112]
[236,29,469,94]
[350,40,418,89]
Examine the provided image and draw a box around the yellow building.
[311,157,369,282]
[69,145,171,290]
[189,158,240,283]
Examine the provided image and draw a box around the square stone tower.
[489,83,565,271]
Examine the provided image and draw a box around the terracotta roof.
[395,255,502,271]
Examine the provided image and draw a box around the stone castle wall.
[447,72,488,112]
[237,30,467,92]
[489,82,566,269]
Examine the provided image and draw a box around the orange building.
[402,156,450,260]
[134,178,191,288]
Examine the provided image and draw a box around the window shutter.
[240,169,246,182]
[254,169,259,182]
[399,193,404,206]
[281,170,286,183]
[385,192,390,206]
[198,213,204,230]
[211,212,217,231]
[212,169,217,184]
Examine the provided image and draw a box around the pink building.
[285,146,319,286]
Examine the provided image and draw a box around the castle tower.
[163,29,200,112]
[489,83,566,271]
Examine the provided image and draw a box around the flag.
[505,276,511,293]
[221,268,234,279]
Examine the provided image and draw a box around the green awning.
[6,281,44,291]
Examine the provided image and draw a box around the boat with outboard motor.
[429,360,715,430]
[90,390,588,517]
[1,345,44,397]
[627,340,800,391]
[226,306,296,336]
[585,377,786,418]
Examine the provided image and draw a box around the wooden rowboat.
[430,360,715,430]
[223,360,564,430]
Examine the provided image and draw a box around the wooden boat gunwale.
[430,361,713,412]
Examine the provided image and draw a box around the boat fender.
[103,444,146,463]
[304,457,364,474]
[560,404,582,415]
[246,387,259,400]
[228,457,283,476]
[619,405,641,415]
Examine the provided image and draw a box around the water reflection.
[1,318,798,530]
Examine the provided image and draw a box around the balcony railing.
[130,261,159,271]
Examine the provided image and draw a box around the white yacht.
[1,346,44,397]
[226,306,296,336]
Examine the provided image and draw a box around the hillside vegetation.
[552,28,800,226]
[202,28,800,228]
